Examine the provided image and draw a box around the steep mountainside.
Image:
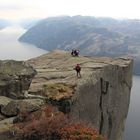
[19,16,140,57]
[19,16,140,75]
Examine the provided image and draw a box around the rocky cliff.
[0,60,46,139]
[0,60,36,99]
[27,50,133,140]
[0,51,133,140]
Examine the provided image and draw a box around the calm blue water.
[0,26,47,60]
[124,76,140,140]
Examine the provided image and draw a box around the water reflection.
[0,26,47,60]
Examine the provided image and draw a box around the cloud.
[0,4,24,10]
[0,0,140,20]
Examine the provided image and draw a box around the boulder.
[1,101,19,117]
[1,99,45,117]
[0,96,12,107]
[0,60,36,99]
[0,117,15,133]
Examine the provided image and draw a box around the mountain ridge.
[18,16,140,74]
[19,16,140,56]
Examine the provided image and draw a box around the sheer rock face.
[70,59,133,140]
[28,50,133,140]
[0,60,36,99]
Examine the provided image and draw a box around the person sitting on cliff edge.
[74,49,79,57]
[71,49,74,56]
[74,64,81,78]
[71,49,79,57]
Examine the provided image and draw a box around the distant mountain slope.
[18,18,41,29]
[19,16,140,57]
[19,16,140,75]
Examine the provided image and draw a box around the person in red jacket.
[75,64,81,78]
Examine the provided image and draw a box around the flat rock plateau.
[0,50,133,140]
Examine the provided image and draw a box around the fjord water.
[124,76,140,140]
[0,25,139,140]
[0,26,47,60]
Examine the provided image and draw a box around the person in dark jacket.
[74,64,81,77]
[74,50,79,56]
[71,49,74,56]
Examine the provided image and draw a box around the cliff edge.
[27,50,133,140]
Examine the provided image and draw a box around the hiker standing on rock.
[74,64,81,78]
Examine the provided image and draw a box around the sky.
[0,0,140,21]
